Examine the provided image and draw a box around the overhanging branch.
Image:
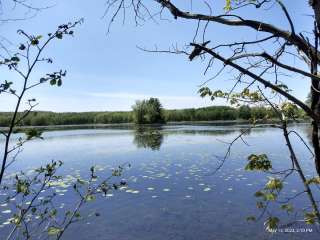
[191,43,317,120]
[157,0,318,62]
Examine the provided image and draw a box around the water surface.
[0,124,319,239]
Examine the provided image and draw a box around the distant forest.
[0,105,305,127]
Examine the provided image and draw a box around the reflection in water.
[132,125,257,151]
[133,126,164,151]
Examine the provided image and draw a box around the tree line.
[0,103,305,127]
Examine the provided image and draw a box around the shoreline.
[0,119,310,132]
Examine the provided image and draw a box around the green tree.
[238,105,252,120]
[132,98,165,124]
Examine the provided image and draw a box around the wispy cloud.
[86,92,203,101]
[83,91,226,110]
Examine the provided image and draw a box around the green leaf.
[56,33,63,39]
[306,177,320,185]
[224,0,232,11]
[11,214,21,225]
[50,79,57,85]
[198,87,212,98]
[245,154,272,171]
[16,179,30,195]
[50,209,57,217]
[264,193,277,201]
[19,44,26,50]
[264,217,279,232]
[304,212,317,224]
[11,56,20,62]
[280,204,293,214]
[48,226,61,235]
[31,39,39,45]
[281,102,299,118]
[85,194,96,202]
[265,178,283,190]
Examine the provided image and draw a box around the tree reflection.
[133,127,164,151]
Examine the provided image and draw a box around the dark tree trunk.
[310,0,320,176]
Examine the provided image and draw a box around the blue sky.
[0,0,313,112]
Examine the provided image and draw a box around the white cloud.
[84,92,226,110]
[87,92,202,101]
[0,90,227,113]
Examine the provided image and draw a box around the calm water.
[0,123,319,239]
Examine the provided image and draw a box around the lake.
[0,123,319,239]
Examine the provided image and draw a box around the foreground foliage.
[0,160,128,239]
